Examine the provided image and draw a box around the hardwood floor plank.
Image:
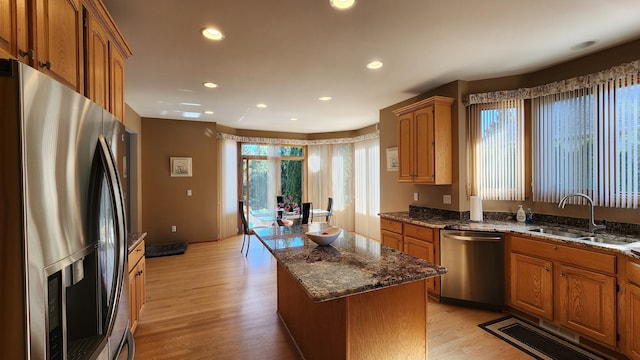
[133,235,532,359]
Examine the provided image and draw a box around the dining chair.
[300,202,311,224]
[239,200,266,256]
[325,197,333,223]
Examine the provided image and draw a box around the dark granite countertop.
[253,223,447,302]
[127,232,147,253]
[380,212,640,259]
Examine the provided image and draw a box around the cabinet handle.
[137,248,142,252]
[18,49,33,59]
[544,267,550,272]
[560,272,566,277]
[553,246,558,250]
[38,61,51,70]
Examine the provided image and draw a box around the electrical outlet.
[443,195,452,204]
[171,225,177,232]
[187,189,192,196]
[413,192,419,201]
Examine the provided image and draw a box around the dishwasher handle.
[442,234,502,242]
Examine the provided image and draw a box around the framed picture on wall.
[170,157,192,177]
[386,147,398,171]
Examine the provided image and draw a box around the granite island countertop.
[380,211,640,259]
[253,223,447,302]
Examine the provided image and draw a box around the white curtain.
[354,138,380,240]
[307,143,354,231]
[218,138,238,239]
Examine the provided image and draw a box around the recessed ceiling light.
[318,96,332,101]
[290,117,298,121]
[330,0,355,10]
[202,28,224,41]
[203,82,218,88]
[204,110,214,115]
[256,103,267,108]
[366,60,383,70]
[571,40,597,51]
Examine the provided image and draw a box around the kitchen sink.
[528,227,581,238]
[528,226,639,247]
[575,236,630,246]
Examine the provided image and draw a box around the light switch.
[187,189,192,196]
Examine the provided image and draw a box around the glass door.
[243,158,277,227]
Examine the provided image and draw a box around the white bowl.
[306,227,342,246]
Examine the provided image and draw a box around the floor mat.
[145,242,188,258]
[478,316,605,360]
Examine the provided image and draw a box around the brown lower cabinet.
[508,235,617,348]
[128,239,146,333]
[380,219,440,297]
[627,259,640,359]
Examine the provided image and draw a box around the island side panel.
[346,279,428,360]
[277,263,347,360]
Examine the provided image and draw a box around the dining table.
[253,223,447,360]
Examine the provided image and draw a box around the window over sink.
[466,59,640,209]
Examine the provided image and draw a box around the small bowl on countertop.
[306,227,342,246]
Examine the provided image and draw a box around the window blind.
[533,74,640,208]
[468,99,525,200]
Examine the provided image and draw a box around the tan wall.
[379,81,459,213]
[124,104,142,232]
[380,38,640,224]
[142,118,218,244]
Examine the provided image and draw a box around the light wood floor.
[133,235,532,359]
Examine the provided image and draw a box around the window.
[533,80,640,208]
[468,99,525,200]
[241,144,305,224]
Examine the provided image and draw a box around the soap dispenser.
[516,205,526,223]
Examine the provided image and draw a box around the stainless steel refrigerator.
[0,59,134,359]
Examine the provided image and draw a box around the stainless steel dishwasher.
[440,230,504,310]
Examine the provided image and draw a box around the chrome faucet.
[558,193,606,233]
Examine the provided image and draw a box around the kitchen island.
[254,223,447,360]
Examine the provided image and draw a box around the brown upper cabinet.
[84,0,131,122]
[1,0,82,89]
[0,0,130,121]
[392,96,454,184]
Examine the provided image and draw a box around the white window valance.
[464,59,640,105]
[217,130,379,145]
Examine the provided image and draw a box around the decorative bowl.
[305,227,342,246]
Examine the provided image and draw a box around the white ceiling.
[102,0,640,134]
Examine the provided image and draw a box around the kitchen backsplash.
[408,205,640,236]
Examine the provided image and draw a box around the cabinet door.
[128,265,139,332]
[397,112,414,182]
[0,0,14,56]
[381,230,403,251]
[405,236,436,292]
[510,253,553,320]
[85,12,109,109]
[557,264,616,347]
[34,0,82,90]
[0,0,28,59]
[629,283,640,360]
[137,258,146,312]
[413,106,435,183]
[109,44,126,122]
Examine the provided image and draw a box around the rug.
[145,242,188,258]
[478,316,605,360]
